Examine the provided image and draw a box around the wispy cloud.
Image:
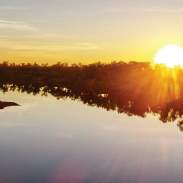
[143,7,183,13]
[103,7,183,14]
[0,6,28,11]
[0,20,37,32]
[0,41,100,51]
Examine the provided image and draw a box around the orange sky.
[1,0,183,64]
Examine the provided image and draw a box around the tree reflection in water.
[1,61,183,131]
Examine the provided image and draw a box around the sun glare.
[154,44,183,68]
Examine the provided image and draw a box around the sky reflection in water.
[0,91,183,183]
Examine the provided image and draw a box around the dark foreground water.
[0,91,183,183]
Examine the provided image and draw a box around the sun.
[154,44,183,68]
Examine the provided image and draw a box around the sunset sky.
[1,0,183,64]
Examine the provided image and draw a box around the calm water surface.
[0,91,183,183]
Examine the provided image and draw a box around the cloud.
[3,42,100,51]
[68,42,100,50]
[0,41,100,52]
[0,35,9,40]
[103,7,183,14]
[0,20,37,32]
[143,7,183,13]
[0,6,28,10]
